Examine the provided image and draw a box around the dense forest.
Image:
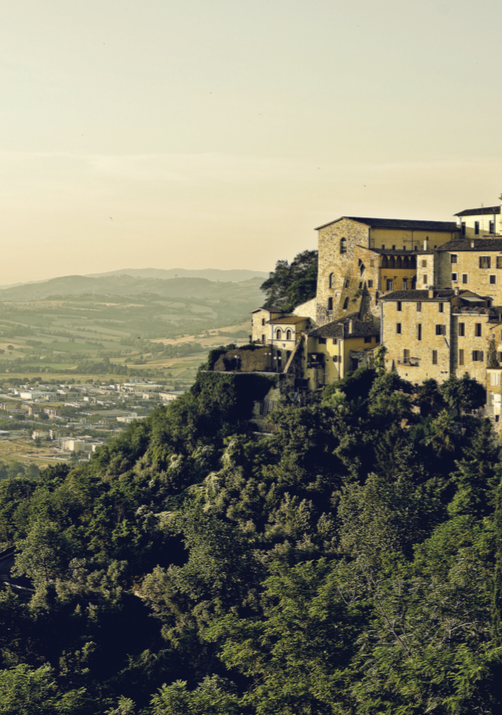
[0,361,501,713]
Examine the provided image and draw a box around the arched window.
[286,329,292,340]
[328,297,333,311]
[340,237,347,254]
[343,297,349,310]
[329,272,334,288]
[276,329,282,340]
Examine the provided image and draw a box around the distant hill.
[87,268,268,282]
[0,273,265,304]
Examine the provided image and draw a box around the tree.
[260,250,318,311]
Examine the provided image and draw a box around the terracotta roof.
[381,289,455,302]
[315,216,458,232]
[268,316,309,325]
[437,238,502,252]
[455,206,500,217]
[250,306,286,314]
[308,314,379,339]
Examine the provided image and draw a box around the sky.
[1,0,501,284]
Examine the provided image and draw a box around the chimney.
[471,240,476,248]
[423,236,429,251]
[428,288,434,299]
[455,286,460,295]
[348,319,353,334]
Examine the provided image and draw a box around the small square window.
[472,350,484,362]
[451,254,458,264]
[421,260,427,268]
[479,256,491,269]
[423,274,428,284]
[452,273,458,282]
[364,336,372,344]
[435,325,445,336]
[462,274,468,284]
[368,280,373,288]
[490,275,497,285]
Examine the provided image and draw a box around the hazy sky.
[1,0,501,284]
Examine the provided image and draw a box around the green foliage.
[260,250,318,311]
[0,367,500,713]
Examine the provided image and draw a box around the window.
[436,325,446,336]
[328,297,333,311]
[261,318,265,325]
[345,280,350,288]
[396,323,402,334]
[461,222,466,236]
[475,323,482,337]
[497,256,502,269]
[392,245,396,250]
[403,349,410,364]
[451,254,458,264]
[328,272,334,288]
[490,221,495,234]
[368,280,373,288]
[381,244,385,249]
[276,329,282,340]
[452,273,458,281]
[498,351,502,362]
[479,256,491,269]
[475,221,480,235]
[491,372,501,386]
[432,350,438,365]
[358,282,363,289]
[286,330,292,340]
[364,336,372,344]
[421,260,427,268]
[459,348,464,366]
[386,279,394,291]
[417,324,422,340]
[318,337,326,344]
[340,237,347,254]
[439,302,444,313]
[402,278,408,289]
[490,275,497,285]
[343,297,349,310]
[423,274,428,284]
[458,322,465,337]
[417,302,422,312]
[472,350,484,362]
[462,274,468,284]
[397,301,402,311]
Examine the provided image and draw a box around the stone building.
[244,193,502,427]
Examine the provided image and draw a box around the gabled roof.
[315,216,458,232]
[455,206,500,217]
[437,238,502,252]
[381,289,455,302]
[250,306,286,314]
[268,316,309,325]
[308,314,379,339]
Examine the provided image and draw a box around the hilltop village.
[216,195,502,427]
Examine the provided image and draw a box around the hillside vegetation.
[0,367,501,713]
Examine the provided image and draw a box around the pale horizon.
[1,0,501,285]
